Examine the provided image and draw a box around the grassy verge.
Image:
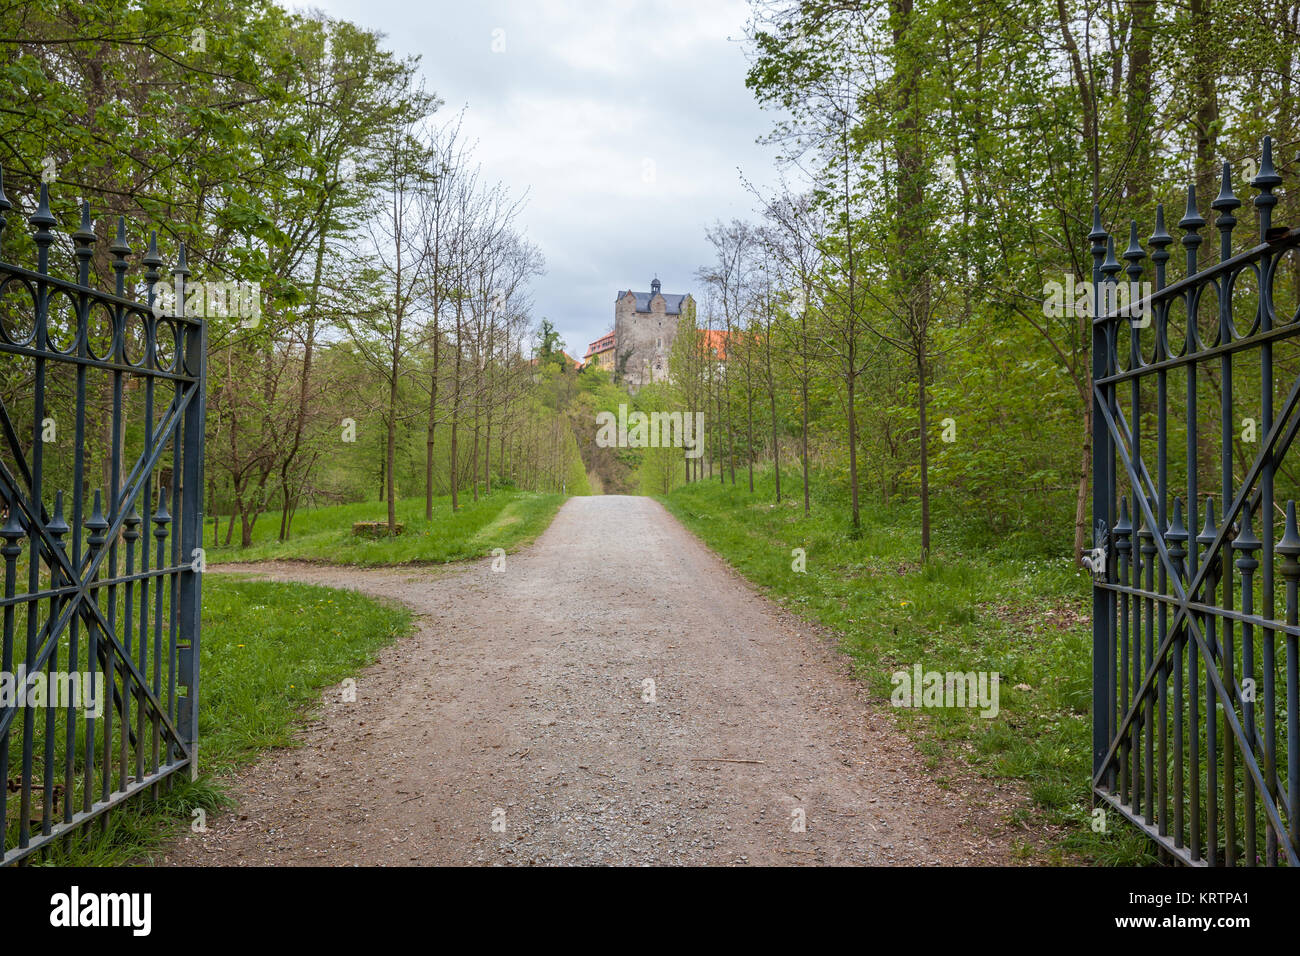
[208,489,566,566]
[36,575,411,866]
[661,470,1157,865]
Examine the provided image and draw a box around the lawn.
[207,489,566,566]
[36,487,569,864]
[661,470,1158,865]
[34,575,412,866]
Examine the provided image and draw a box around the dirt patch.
[162,495,1026,866]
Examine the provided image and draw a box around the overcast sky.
[281,0,780,358]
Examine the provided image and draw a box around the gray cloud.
[282,0,777,357]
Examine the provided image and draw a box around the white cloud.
[278,0,777,355]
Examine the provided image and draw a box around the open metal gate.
[0,177,206,864]
[1091,137,1299,865]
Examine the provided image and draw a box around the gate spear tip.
[1180,184,1204,229]
[1089,204,1107,242]
[29,182,55,231]
[1150,204,1172,247]
[1277,501,1300,559]
[1212,161,1240,211]
[1231,503,1259,551]
[1254,136,1282,188]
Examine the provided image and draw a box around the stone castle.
[583,278,694,390]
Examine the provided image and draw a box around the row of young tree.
[663,0,1300,563]
[0,1,571,545]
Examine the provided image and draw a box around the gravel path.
[163,495,1022,866]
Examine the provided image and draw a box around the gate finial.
[73,200,94,285]
[1114,497,1132,566]
[142,230,163,278]
[1199,497,1221,581]
[1123,221,1144,265]
[0,502,24,549]
[1252,137,1282,238]
[29,182,56,259]
[1276,501,1300,567]
[1166,497,1189,578]
[1232,502,1261,555]
[1149,205,1173,289]
[47,491,69,550]
[85,490,108,550]
[1212,161,1240,260]
[109,216,131,297]
[1179,184,1205,273]
[1089,204,1107,243]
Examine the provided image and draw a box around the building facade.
[582,330,615,372]
[611,278,694,389]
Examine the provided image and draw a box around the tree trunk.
[769,385,780,502]
[1190,0,1220,202]
[426,324,440,520]
[1075,399,1092,566]
[917,351,931,561]
[847,370,860,529]
[386,371,399,531]
[451,305,462,512]
[801,305,811,516]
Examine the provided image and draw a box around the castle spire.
[651,276,661,294]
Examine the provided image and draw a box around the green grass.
[32,486,566,862]
[208,489,566,566]
[33,575,411,866]
[661,470,1159,865]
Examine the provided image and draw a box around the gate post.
[1089,206,1113,787]
[175,246,206,779]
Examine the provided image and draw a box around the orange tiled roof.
[583,331,615,360]
[699,328,729,361]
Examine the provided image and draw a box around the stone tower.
[613,278,694,390]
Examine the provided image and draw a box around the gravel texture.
[162,494,1023,866]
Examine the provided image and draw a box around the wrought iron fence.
[1091,137,1299,865]
[0,174,206,864]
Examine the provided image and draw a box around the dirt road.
[163,495,1021,866]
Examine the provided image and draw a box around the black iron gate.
[1091,137,1299,865]
[0,176,206,864]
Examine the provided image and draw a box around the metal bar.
[176,248,203,773]
[0,188,205,866]
[1094,225,1300,326]
[0,758,190,866]
[1097,318,1300,388]
[1094,353,1300,764]
[1091,214,1112,787]
[1096,344,1298,864]
[0,391,197,747]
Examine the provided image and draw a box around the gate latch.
[1081,544,1107,580]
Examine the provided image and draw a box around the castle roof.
[617,288,691,315]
